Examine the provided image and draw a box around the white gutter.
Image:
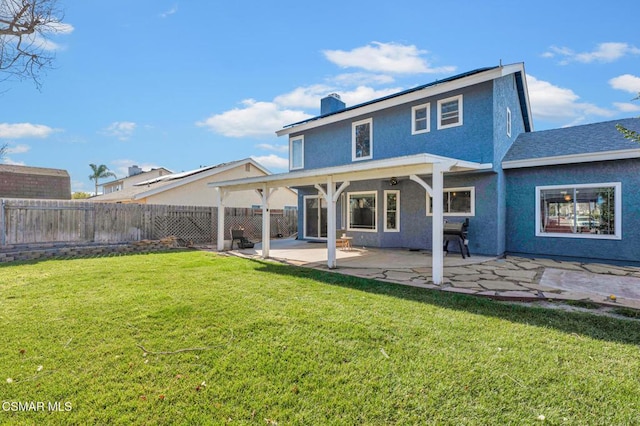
[502,148,640,169]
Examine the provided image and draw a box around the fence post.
[0,199,5,247]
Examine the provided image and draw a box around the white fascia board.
[208,153,493,192]
[275,64,525,137]
[502,148,640,169]
[134,159,265,200]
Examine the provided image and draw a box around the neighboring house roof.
[503,118,640,169]
[0,164,69,177]
[277,63,532,136]
[102,167,173,187]
[90,158,274,202]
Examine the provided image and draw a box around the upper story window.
[536,183,621,240]
[427,187,475,216]
[412,103,430,135]
[437,95,463,130]
[352,118,373,161]
[289,136,304,170]
[506,107,512,137]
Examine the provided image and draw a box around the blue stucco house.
[210,63,640,282]
[504,118,640,264]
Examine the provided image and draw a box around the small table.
[338,236,353,251]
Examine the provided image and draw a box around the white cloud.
[33,22,75,51]
[251,154,288,171]
[338,86,403,107]
[5,144,30,154]
[274,84,333,109]
[160,5,178,18]
[256,143,288,153]
[2,158,26,166]
[197,99,312,137]
[104,122,137,141]
[614,102,640,113]
[609,74,640,94]
[0,123,59,139]
[323,42,455,74]
[527,75,614,124]
[544,42,640,65]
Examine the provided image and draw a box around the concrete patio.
[212,237,640,311]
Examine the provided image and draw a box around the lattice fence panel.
[152,209,213,243]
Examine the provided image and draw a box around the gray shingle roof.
[504,118,640,162]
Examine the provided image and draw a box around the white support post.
[316,178,350,269]
[259,185,275,259]
[215,187,227,251]
[431,164,445,285]
[326,176,337,269]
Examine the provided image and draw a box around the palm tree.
[89,164,116,196]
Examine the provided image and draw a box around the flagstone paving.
[203,239,640,312]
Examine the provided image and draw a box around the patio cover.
[209,153,492,284]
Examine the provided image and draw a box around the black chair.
[231,229,254,249]
[443,218,470,258]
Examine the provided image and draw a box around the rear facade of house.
[282,64,532,257]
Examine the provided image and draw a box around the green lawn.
[1,251,639,425]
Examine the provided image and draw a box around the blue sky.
[1,0,639,194]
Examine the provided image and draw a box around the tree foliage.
[89,163,116,196]
[616,93,640,143]
[71,191,92,199]
[0,0,66,88]
[0,142,6,160]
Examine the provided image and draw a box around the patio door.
[304,195,327,239]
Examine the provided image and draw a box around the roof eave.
[275,63,526,137]
[502,148,640,169]
[209,153,492,192]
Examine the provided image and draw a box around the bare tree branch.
[0,0,66,89]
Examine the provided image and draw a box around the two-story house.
[210,63,532,283]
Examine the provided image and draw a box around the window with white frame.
[348,191,377,231]
[427,187,475,216]
[412,103,430,135]
[290,136,304,170]
[437,95,463,129]
[536,183,621,239]
[506,107,512,137]
[384,190,400,232]
[352,118,373,161]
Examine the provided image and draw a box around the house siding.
[296,170,504,256]
[294,81,497,170]
[505,159,640,264]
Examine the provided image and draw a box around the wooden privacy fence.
[0,199,297,246]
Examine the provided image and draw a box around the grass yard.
[1,250,640,425]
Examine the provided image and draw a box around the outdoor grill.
[443,218,470,259]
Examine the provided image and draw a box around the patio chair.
[231,229,254,249]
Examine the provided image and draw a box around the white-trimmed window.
[384,190,400,232]
[412,103,430,135]
[352,118,373,161]
[437,95,463,129]
[536,183,621,239]
[506,107,512,137]
[290,136,304,170]
[348,191,377,231]
[427,187,475,216]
